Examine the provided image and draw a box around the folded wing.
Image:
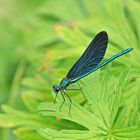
[66,31,108,83]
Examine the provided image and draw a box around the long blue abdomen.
[70,48,132,83]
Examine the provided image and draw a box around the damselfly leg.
[59,90,65,112]
[63,90,72,115]
[54,93,58,104]
[66,81,89,104]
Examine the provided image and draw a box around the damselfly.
[53,31,132,114]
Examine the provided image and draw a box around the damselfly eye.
[53,85,59,94]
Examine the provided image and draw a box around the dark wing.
[66,31,108,83]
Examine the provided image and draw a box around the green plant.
[0,0,140,140]
[38,66,140,140]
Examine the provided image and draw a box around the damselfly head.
[53,85,59,94]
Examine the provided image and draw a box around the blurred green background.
[0,0,140,140]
